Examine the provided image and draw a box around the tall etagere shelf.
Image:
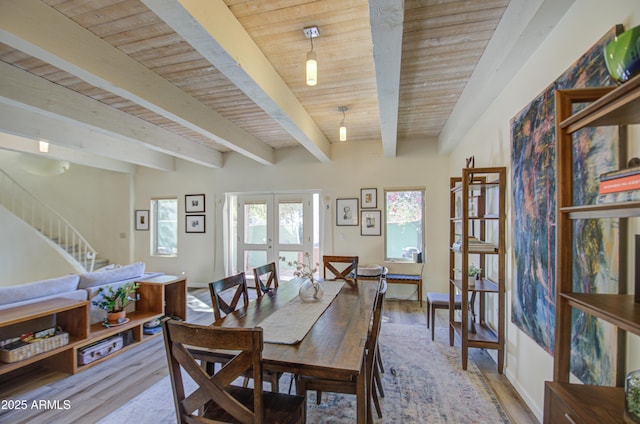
[544,73,640,423]
[448,166,506,373]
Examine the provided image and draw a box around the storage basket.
[0,332,69,363]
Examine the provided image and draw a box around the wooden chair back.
[323,255,359,283]
[162,320,305,424]
[209,272,250,321]
[253,262,279,298]
[162,320,264,423]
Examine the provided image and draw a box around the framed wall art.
[185,194,205,213]
[361,210,381,236]
[135,210,149,231]
[336,198,358,226]
[361,188,377,209]
[186,215,205,233]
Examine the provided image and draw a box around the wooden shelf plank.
[451,278,499,293]
[0,298,89,327]
[559,73,640,133]
[560,201,640,219]
[560,293,640,336]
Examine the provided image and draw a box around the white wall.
[447,0,640,420]
[0,150,134,274]
[134,138,452,299]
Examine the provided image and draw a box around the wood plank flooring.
[0,289,539,423]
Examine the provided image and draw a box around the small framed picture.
[336,198,358,226]
[185,194,205,213]
[361,210,381,236]
[135,210,149,231]
[361,188,377,209]
[186,215,206,233]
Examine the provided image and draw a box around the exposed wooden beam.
[144,0,331,162]
[0,103,173,172]
[0,132,136,174]
[0,0,273,165]
[0,61,221,169]
[369,0,404,157]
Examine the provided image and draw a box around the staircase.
[0,169,99,272]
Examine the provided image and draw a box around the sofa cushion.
[78,262,146,289]
[0,274,81,306]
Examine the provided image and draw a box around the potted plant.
[92,281,140,325]
[455,264,482,287]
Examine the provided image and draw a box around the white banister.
[0,169,97,272]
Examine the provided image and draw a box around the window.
[152,198,178,256]
[384,188,425,262]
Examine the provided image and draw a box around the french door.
[236,193,315,281]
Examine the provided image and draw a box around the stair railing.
[0,169,97,272]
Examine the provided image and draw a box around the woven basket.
[0,332,69,363]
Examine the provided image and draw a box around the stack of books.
[452,236,496,253]
[598,167,640,203]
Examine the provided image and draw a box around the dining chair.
[296,279,387,422]
[209,272,251,322]
[322,255,359,284]
[253,262,279,298]
[162,320,306,424]
[208,272,283,392]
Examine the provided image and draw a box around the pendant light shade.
[304,26,319,86]
[338,106,348,141]
[306,49,317,86]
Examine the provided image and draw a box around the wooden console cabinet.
[0,275,186,376]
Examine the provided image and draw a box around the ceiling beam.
[438,0,576,152]
[0,61,220,169]
[0,103,173,172]
[0,132,136,174]
[369,0,404,158]
[0,0,273,166]
[144,0,331,163]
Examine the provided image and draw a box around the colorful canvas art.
[511,26,621,385]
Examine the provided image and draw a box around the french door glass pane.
[244,203,267,244]
[279,202,303,244]
[244,250,267,274]
[279,251,309,280]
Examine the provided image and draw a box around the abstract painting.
[511,26,621,385]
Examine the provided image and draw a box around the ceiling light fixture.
[38,140,49,153]
[338,106,348,141]
[304,26,319,86]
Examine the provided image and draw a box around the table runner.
[257,280,345,344]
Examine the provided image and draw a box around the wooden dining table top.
[212,277,380,381]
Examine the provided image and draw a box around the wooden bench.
[384,273,423,306]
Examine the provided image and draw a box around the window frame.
[151,196,178,257]
[383,187,425,263]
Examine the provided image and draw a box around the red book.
[598,174,640,194]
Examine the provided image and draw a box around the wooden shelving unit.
[448,167,506,373]
[0,275,186,376]
[545,72,640,423]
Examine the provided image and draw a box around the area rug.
[98,323,510,423]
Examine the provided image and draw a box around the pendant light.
[338,106,348,141]
[304,26,319,86]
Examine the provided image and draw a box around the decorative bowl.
[604,25,640,83]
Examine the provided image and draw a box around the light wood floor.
[0,290,539,423]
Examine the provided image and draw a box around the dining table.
[211,277,381,424]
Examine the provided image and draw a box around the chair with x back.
[322,255,359,284]
[253,262,279,298]
[162,320,306,424]
[296,278,387,422]
[209,272,250,322]
[208,272,282,392]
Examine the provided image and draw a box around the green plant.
[92,282,140,312]
[455,263,482,277]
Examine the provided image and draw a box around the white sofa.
[0,262,163,323]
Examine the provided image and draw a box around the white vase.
[299,279,324,302]
[468,276,476,288]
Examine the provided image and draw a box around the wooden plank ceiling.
[0,0,509,168]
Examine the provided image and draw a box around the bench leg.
[431,307,436,341]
